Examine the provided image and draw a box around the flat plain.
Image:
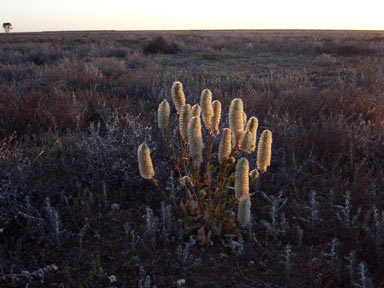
[0,30,383,287]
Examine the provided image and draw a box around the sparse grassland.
[0,30,383,287]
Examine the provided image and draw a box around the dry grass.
[0,30,384,287]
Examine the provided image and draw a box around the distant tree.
[3,23,12,33]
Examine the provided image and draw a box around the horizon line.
[2,28,384,34]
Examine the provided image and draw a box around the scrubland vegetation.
[0,30,383,287]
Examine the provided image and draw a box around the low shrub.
[314,53,337,66]
[107,48,128,58]
[143,36,181,54]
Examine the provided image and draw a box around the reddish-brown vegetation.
[143,36,181,54]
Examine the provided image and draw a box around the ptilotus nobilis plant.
[157,99,170,129]
[171,81,186,114]
[138,81,272,245]
[137,143,155,180]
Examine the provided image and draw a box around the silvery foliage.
[123,223,143,255]
[322,239,339,270]
[156,152,183,243]
[144,204,179,249]
[45,197,60,246]
[335,191,360,228]
[79,223,90,248]
[0,180,44,234]
[176,279,186,287]
[301,190,322,229]
[0,136,41,233]
[328,189,335,210]
[353,263,372,288]
[373,206,384,250]
[296,225,303,247]
[138,266,157,288]
[0,132,23,162]
[345,252,372,288]
[123,204,179,258]
[175,236,201,270]
[97,266,117,286]
[223,233,245,256]
[143,207,159,248]
[76,111,155,187]
[280,244,294,274]
[345,251,356,283]
[261,191,289,240]
[102,181,108,210]
[176,244,190,267]
[232,233,245,256]
[1,264,58,284]
[165,170,181,199]
[247,218,260,244]
[160,202,179,244]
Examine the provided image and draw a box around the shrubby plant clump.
[138,81,272,244]
[143,36,181,55]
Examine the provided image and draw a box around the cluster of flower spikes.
[138,81,272,227]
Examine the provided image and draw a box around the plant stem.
[205,135,215,205]
[151,178,177,208]
[164,128,182,178]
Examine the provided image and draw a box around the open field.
[0,30,384,287]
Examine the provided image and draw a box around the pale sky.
[1,0,383,32]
